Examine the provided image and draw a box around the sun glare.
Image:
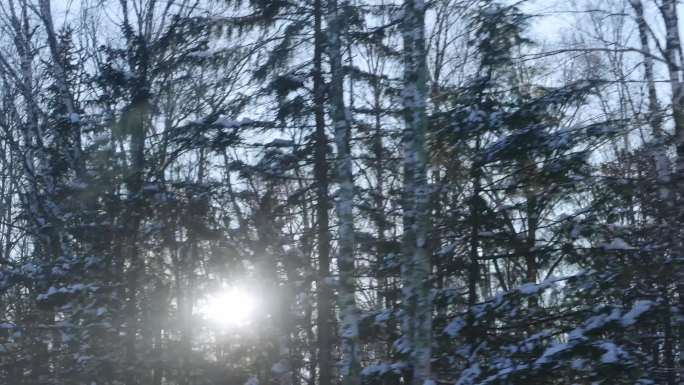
[200,286,258,327]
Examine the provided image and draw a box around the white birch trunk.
[38,0,84,176]
[657,1,684,380]
[327,0,360,383]
[631,0,670,197]
[401,0,432,384]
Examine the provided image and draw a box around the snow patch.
[602,238,634,250]
[621,300,653,327]
[444,318,466,337]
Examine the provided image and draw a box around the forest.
[0,0,681,384]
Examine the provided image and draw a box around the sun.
[200,286,258,327]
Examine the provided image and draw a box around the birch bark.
[657,1,684,381]
[401,0,432,383]
[327,0,360,383]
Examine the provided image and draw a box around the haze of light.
[200,286,258,328]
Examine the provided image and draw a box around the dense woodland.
[0,0,681,384]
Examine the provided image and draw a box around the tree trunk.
[659,2,684,380]
[122,34,149,385]
[38,0,84,176]
[327,1,360,383]
[400,0,432,383]
[313,0,334,382]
